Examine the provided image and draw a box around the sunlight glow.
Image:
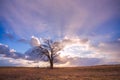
[60,42,90,58]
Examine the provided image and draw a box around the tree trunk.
[50,60,53,69]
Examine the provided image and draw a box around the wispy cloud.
[1,0,119,38]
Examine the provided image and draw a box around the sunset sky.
[0,0,120,67]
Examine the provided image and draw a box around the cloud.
[0,43,24,59]
[0,55,48,67]
[1,0,119,38]
[57,37,120,66]
[25,37,120,67]
[30,36,40,47]
[10,49,16,53]
[24,45,103,67]
[0,43,48,67]
[0,1,119,64]
[97,41,120,60]
[58,57,102,67]
[55,55,120,67]
[18,38,29,44]
[118,38,120,41]
[85,40,120,65]
[0,43,10,55]
[0,38,120,67]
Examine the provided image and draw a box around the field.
[0,65,120,80]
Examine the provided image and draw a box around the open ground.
[0,65,120,80]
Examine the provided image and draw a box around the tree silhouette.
[37,39,63,69]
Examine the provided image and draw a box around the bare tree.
[38,39,63,69]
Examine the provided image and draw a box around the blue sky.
[0,0,120,66]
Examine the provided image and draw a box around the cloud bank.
[1,36,120,67]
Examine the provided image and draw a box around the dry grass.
[0,65,120,80]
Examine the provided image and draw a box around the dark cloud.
[0,43,24,59]
[0,43,10,55]
[18,38,29,44]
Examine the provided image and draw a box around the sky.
[0,0,120,67]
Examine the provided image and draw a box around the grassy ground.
[0,65,120,80]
